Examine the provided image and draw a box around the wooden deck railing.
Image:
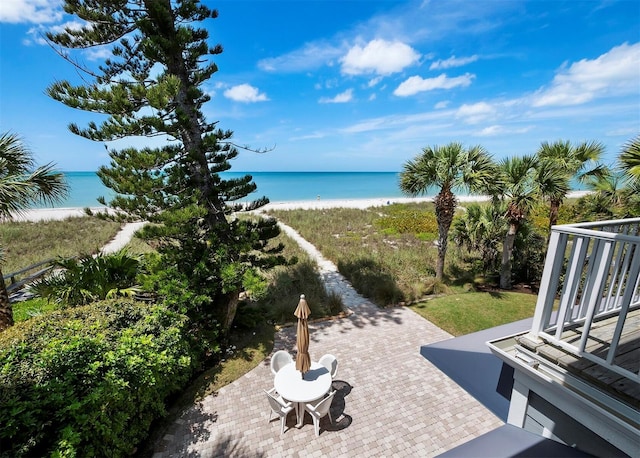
[527,217,640,382]
[3,259,55,294]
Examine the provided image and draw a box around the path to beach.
[17,202,507,456]
[149,216,504,456]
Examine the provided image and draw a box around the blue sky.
[0,0,639,172]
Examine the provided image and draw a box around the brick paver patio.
[152,298,503,456]
[151,221,505,457]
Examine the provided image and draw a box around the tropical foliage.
[31,250,141,305]
[0,132,68,331]
[536,140,604,228]
[492,155,539,289]
[399,142,497,280]
[619,135,640,183]
[451,202,506,273]
[580,135,640,218]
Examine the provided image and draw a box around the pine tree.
[46,0,285,333]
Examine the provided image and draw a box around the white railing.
[528,218,640,382]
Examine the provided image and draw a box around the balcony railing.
[527,217,640,382]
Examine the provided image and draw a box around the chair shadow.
[326,379,353,432]
[303,379,353,434]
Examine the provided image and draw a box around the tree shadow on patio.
[144,406,218,457]
[184,434,266,458]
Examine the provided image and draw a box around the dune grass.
[0,217,122,274]
[268,203,447,304]
[267,203,544,335]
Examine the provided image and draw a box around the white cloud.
[0,0,62,23]
[434,101,450,109]
[532,42,640,107]
[456,102,496,124]
[476,125,533,137]
[477,125,505,136]
[394,73,475,96]
[430,54,479,70]
[223,84,269,103]
[367,76,382,88]
[340,39,420,76]
[290,132,325,141]
[258,42,343,73]
[319,89,353,104]
[25,20,86,46]
[85,46,112,61]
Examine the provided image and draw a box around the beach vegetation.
[578,135,640,218]
[451,202,506,273]
[0,299,195,457]
[376,205,439,238]
[339,257,405,305]
[493,155,539,289]
[399,142,498,281]
[536,140,605,230]
[46,0,287,341]
[31,250,141,306]
[620,135,640,182]
[270,205,443,304]
[0,217,122,275]
[0,132,69,332]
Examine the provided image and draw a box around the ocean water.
[47,171,414,208]
[44,171,588,209]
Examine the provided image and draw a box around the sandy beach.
[12,191,592,222]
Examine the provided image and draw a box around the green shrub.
[31,250,141,306]
[0,300,194,458]
[376,209,438,236]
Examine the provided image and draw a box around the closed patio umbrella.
[294,294,311,377]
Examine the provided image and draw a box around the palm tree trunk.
[0,268,13,331]
[548,198,561,231]
[434,188,456,281]
[500,222,519,289]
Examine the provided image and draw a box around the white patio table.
[274,361,331,427]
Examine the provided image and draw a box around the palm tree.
[497,155,538,289]
[0,132,68,331]
[451,201,506,273]
[533,158,569,232]
[536,140,605,229]
[400,142,497,280]
[582,167,635,218]
[619,135,640,184]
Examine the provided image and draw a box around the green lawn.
[410,291,539,336]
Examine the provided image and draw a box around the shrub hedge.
[0,300,195,458]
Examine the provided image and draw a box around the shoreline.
[11,191,592,222]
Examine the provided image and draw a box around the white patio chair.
[270,350,293,375]
[264,388,294,435]
[318,353,338,379]
[303,390,336,437]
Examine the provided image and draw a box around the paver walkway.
[152,220,504,457]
